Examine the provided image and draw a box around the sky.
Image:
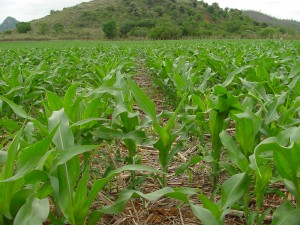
[204,0,300,21]
[0,0,299,24]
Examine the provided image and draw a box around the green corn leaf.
[10,189,34,219]
[199,194,222,221]
[23,170,49,185]
[222,65,251,87]
[239,78,269,103]
[88,211,102,225]
[81,98,102,129]
[0,96,28,119]
[0,150,7,165]
[232,111,262,157]
[0,131,21,180]
[124,130,154,145]
[271,201,300,225]
[0,179,24,220]
[92,127,124,139]
[253,137,280,171]
[52,145,98,171]
[99,187,197,214]
[220,130,248,172]
[175,155,202,176]
[220,172,249,210]
[74,168,90,225]
[48,109,79,224]
[13,197,49,225]
[85,165,163,211]
[288,63,300,79]
[70,118,108,128]
[0,119,19,132]
[75,167,89,205]
[0,128,56,183]
[48,109,74,151]
[190,204,220,225]
[273,143,300,184]
[255,165,272,209]
[264,93,286,125]
[165,92,188,134]
[63,83,78,111]
[199,67,214,93]
[112,102,139,121]
[46,91,63,111]
[127,78,157,123]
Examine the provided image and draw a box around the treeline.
[1,0,299,40]
[244,10,300,32]
[100,0,297,39]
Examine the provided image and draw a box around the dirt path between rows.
[99,57,204,225]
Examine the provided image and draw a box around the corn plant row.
[145,40,300,224]
[0,40,300,224]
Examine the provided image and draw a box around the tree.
[261,27,277,38]
[102,20,117,39]
[150,22,182,39]
[191,0,197,8]
[16,22,31,33]
[155,6,164,17]
[120,22,136,37]
[54,23,64,33]
[38,23,49,35]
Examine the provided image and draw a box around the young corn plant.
[47,108,160,225]
[208,85,239,188]
[0,99,57,225]
[252,126,300,223]
[190,172,250,225]
[0,130,54,225]
[127,78,187,186]
[220,109,265,223]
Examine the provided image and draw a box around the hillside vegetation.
[0,0,299,40]
[243,10,300,32]
[0,17,19,32]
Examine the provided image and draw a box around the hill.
[0,17,19,31]
[243,10,300,32]
[1,0,299,40]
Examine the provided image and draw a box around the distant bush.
[120,22,136,36]
[120,20,155,37]
[54,23,64,33]
[3,30,12,35]
[102,20,117,39]
[129,27,148,37]
[16,22,31,33]
[38,23,49,35]
[150,23,182,39]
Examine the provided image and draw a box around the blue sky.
[0,0,299,23]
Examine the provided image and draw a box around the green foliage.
[102,20,117,39]
[0,40,300,224]
[16,22,31,33]
[150,22,182,39]
[4,0,298,40]
[38,23,49,35]
[244,10,300,32]
[53,23,64,33]
[3,30,12,35]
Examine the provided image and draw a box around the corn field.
[0,40,300,225]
